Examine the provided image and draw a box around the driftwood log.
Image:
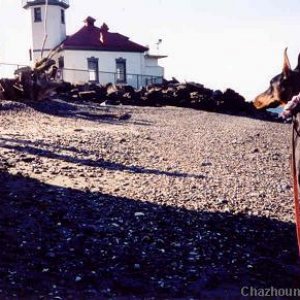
[0,47,63,101]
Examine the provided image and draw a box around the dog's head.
[254,48,300,109]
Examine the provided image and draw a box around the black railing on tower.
[22,0,69,9]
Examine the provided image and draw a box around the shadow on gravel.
[0,137,204,179]
[0,171,299,299]
[0,136,88,155]
[23,98,153,127]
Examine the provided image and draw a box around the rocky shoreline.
[0,99,299,299]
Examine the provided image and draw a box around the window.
[61,9,65,24]
[116,58,126,83]
[34,7,42,22]
[29,48,32,62]
[87,57,99,82]
[58,56,64,68]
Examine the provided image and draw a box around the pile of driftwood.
[53,79,256,115]
[0,62,277,118]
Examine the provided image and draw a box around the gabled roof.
[62,17,149,53]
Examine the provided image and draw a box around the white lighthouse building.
[22,0,166,88]
[23,0,69,62]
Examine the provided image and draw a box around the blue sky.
[1,0,300,100]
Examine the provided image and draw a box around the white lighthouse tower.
[23,0,69,62]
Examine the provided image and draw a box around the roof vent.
[100,23,109,32]
[100,23,109,44]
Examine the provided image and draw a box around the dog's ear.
[283,47,291,77]
[295,52,300,71]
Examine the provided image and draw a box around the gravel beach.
[0,99,299,299]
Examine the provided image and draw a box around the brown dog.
[254,49,300,257]
[254,48,300,109]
